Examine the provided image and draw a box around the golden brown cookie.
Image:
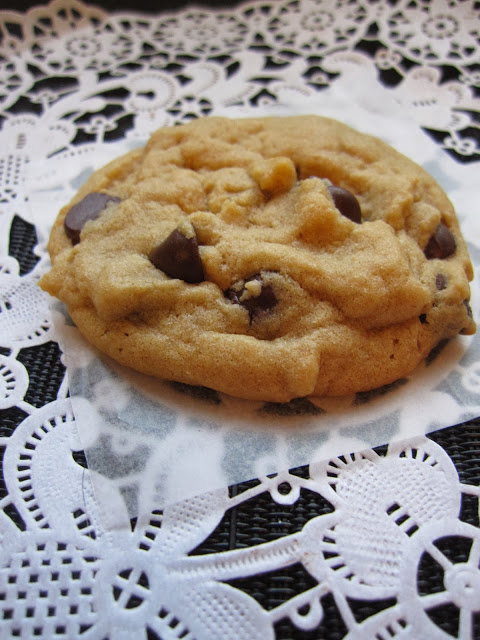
[40,116,475,401]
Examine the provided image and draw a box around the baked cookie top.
[40,115,475,402]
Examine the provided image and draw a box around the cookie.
[39,115,475,402]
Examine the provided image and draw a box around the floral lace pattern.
[0,1,479,638]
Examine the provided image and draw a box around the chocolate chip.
[424,223,456,259]
[168,381,221,405]
[419,313,428,324]
[355,378,408,404]
[464,299,473,319]
[64,192,121,244]
[149,228,204,284]
[226,274,278,320]
[460,300,474,334]
[259,397,323,416]
[327,185,362,223]
[241,283,277,318]
[435,273,447,290]
[426,339,448,365]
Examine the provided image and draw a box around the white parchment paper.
[31,73,480,529]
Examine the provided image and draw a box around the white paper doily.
[1,1,479,639]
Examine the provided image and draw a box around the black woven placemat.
[1,2,479,638]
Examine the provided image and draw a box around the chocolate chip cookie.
[40,116,475,401]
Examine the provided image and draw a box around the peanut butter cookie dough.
[40,116,476,402]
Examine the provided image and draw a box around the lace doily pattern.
[0,1,479,638]
[0,0,478,161]
[1,408,480,639]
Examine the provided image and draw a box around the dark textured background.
[1,1,479,638]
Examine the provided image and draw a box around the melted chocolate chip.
[419,313,428,324]
[226,274,278,320]
[435,273,447,290]
[424,223,456,259]
[327,185,362,223]
[149,228,204,284]
[64,192,121,244]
